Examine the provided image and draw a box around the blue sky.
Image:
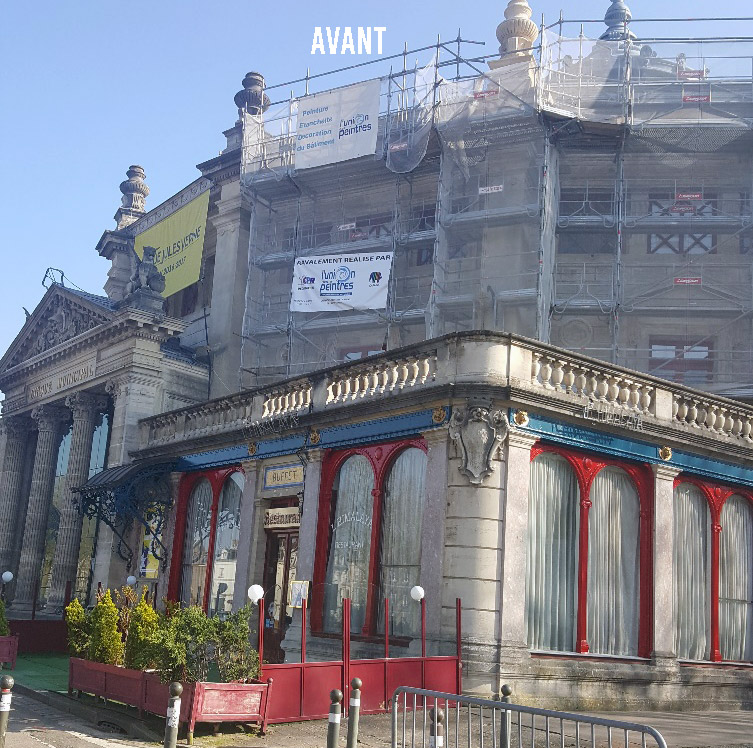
[0,0,750,359]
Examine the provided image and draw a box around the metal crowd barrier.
[391,687,668,748]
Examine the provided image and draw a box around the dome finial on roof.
[600,0,636,41]
[493,0,539,61]
[115,165,149,230]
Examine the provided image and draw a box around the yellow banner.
[134,190,209,297]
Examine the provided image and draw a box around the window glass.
[180,479,213,607]
[719,495,753,661]
[323,455,375,634]
[673,483,711,659]
[526,453,579,651]
[378,448,427,637]
[208,473,244,618]
[587,467,640,656]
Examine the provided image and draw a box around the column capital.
[1,414,33,440]
[304,448,323,464]
[31,404,69,433]
[65,391,109,421]
[652,463,682,481]
[241,459,258,474]
[421,426,448,446]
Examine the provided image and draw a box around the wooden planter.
[68,658,273,739]
[0,636,18,669]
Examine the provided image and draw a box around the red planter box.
[0,636,18,669]
[68,658,273,737]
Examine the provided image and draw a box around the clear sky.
[0,0,750,361]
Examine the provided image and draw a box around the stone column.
[0,416,33,575]
[282,449,322,661]
[419,428,449,652]
[652,463,681,665]
[497,429,538,686]
[14,405,69,613]
[233,460,259,612]
[47,392,108,611]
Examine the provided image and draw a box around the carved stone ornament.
[449,405,509,485]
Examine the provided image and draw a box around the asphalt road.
[4,692,153,748]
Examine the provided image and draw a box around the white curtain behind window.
[208,473,244,618]
[323,455,375,634]
[587,467,640,656]
[180,479,213,606]
[525,453,579,651]
[673,483,710,660]
[719,495,753,661]
[378,448,427,637]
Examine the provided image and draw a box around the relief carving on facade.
[449,403,509,485]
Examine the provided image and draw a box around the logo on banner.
[321,266,355,298]
[369,272,382,285]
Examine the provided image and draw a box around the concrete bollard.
[429,706,444,748]
[345,678,362,748]
[326,689,343,748]
[0,676,13,748]
[500,683,513,748]
[164,682,182,748]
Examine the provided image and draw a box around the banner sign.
[291,252,393,312]
[674,277,702,285]
[134,191,210,297]
[264,507,301,529]
[295,79,380,169]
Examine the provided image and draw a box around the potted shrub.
[0,599,18,669]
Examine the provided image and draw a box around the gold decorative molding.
[658,446,673,461]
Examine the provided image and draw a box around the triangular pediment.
[0,284,115,374]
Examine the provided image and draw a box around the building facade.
[0,0,752,710]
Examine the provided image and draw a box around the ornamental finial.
[115,165,149,229]
[600,0,636,41]
[495,0,539,57]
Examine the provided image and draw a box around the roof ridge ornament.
[600,0,637,41]
[115,165,149,229]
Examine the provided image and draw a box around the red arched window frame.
[530,443,655,658]
[167,465,245,610]
[311,438,427,635]
[672,475,753,662]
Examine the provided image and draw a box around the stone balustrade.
[138,332,753,455]
[530,351,655,415]
[326,351,438,404]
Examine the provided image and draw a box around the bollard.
[164,682,182,748]
[326,689,343,748]
[500,683,513,748]
[0,676,14,748]
[429,706,444,748]
[345,678,362,748]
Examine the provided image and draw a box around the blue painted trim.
[176,407,449,472]
[516,411,753,489]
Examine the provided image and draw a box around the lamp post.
[410,585,426,659]
[1,572,13,603]
[248,585,265,666]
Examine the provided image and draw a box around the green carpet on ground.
[4,653,70,693]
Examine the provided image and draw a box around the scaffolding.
[237,19,753,396]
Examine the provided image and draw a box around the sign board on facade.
[263,507,301,529]
[674,277,702,285]
[479,185,504,194]
[677,68,706,80]
[134,191,210,298]
[263,463,305,490]
[295,79,381,170]
[290,252,393,312]
[26,358,97,404]
[676,192,702,201]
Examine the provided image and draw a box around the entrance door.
[262,531,298,663]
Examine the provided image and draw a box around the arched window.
[207,473,244,617]
[315,440,427,637]
[719,494,753,661]
[587,467,640,656]
[525,446,652,657]
[379,447,427,637]
[673,483,711,660]
[526,453,578,651]
[323,455,375,634]
[180,479,213,607]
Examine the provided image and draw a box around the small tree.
[153,605,217,682]
[89,590,124,665]
[64,599,91,657]
[124,593,159,670]
[0,600,10,637]
[215,605,260,683]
